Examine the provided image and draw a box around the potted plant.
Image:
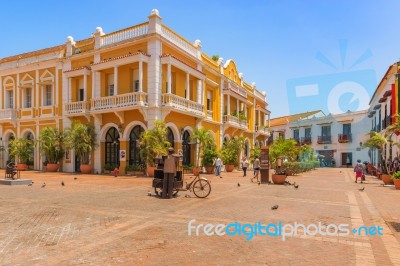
[203,146,218,174]
[269,137,299,184]
[220,137,244,172]
[362,132,392,183]
[8,138,34,170]
[38,127,65,172]
[65,120,97,174]
[103,163,114,174]
[183,164,194,174]
[391,171,400,190]
[191,128,215,174]
[139,120,170,177]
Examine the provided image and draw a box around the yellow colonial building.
[0,9,270,174]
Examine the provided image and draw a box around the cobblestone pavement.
[0,168,399,265]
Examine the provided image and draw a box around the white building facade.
[270,110,370,167]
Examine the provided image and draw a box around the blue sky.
[1,1,399,118]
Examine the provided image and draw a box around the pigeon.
[61,181,65,186]
[237,183,240,187]
[184,194,191,198]
[271,205,279,210]
[28,183,32,186]
[285,181,292,185]
[147,191,152,196]
[32,181,34,184]
[258,182,261,186]
[294,184,299,189]
[41,183,46,188]
[358,187,365,192]
[74,177,78,180]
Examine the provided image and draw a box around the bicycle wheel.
[192,179,211,198]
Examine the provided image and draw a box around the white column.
[35,70,39,109]
[0,76,2,109]
[114,65,118,95]
[185,72,190,100]
[83,70,88,101]
[167,63,171,94]
[236,99,239,115]
[197,80,203,104]
[93,123,101,174]
[16,73,20,109]
[68,78,72,102]
[55,67,59,108]
[268,114,270,127]
[139,60,143,92]
[92,70,96,99]
[227,94,230,115]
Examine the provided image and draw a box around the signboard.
[120,150,126,161]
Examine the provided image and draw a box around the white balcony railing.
[162,93,204,116]
[101,23,149,47]
[64,101,90,115]
[207,110,213,119]
[224,115,248,130]
[91,92,148,111]
[161,25,197,57]
[255,125,270,135]
[254,89,265,100]
[0,109,17,121]
[224,81,247,98]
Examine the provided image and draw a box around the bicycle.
[153,172,211,198]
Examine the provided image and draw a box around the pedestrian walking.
[252,156,260,183]
[215,156,223,178]
[241,156,249,177]
[354,159,365,183]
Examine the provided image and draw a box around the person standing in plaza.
[215,156,223,178]
[252,156,260,183]
[241,156,249,177]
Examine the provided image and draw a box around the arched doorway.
[129,125,144,165]
[182,130,191,165]
[167,127,174,149]
[105,127,120,167]
[244,141,249,157]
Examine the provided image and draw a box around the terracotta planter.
[381,174,393,185]
[225,165,235,172]
[205,166,215,174]
[46,163,59,172]
[80,164,93,174]
[393,179,400,190]
[272,174,286,184]
[147,166,156,177]
[192,167,201,176]
[16,164,27,170]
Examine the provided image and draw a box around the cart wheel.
[154,180,163,197]
[192,179,211,198]
[154,181,179,197]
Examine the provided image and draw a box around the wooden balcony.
[255,125,270,136]
[317,136,332,144]
[300,137,312,145]
[162,93,204,117]
[91,92,148,112]
[338,133,352,143]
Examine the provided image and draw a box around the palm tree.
[362,131,388,174]
[139,120,170,167]
[64,121,97,165]
[38,127,65,164]
[191,128,215,167]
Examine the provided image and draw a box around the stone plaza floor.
[0,168,399,265]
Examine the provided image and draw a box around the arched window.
[182,130,191,165]
[129,125,144,165]
[25,132,34,166]
[105,127,120,167]
[167,127,174,148]
[244,141,249,157]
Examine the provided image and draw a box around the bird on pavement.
[358,187,365,192]
[147,191,152,196]
[285,181,292,185]
[185,194,191,198]
[271,205,279,210]
[237,183,240,187]
[41,182,46,188]
[61,181,65,186]
[258,182,261,186]
[28,183,32,186]
[74,177,78,180]
[294,184,299,189]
